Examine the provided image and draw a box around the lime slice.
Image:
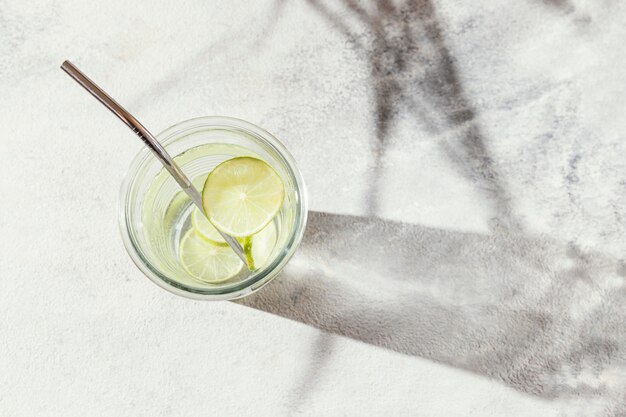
[191,207,227,245]
[241,222,278,270]
[179,229,243,283]
[241,236,254,270]
[202,157,284,237]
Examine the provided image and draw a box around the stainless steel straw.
[60,60,247,263]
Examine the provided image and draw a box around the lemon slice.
[202,157,284,237]
[178,229,243,283]
[191,207,227,245]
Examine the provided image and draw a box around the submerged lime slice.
[190,207,277,270]
[241,221,278,270]
[202,157,284,237]
[191,207,227,245]
[179,229,243,283]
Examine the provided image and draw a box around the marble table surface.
[1,0,625,415]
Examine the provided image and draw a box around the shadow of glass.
[240,211,626,400]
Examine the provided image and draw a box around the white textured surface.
[1,0,625,415]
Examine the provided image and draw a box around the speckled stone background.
[1,0,625,415]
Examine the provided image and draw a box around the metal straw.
[60,60,247,264]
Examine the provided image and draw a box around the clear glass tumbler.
[119,116,308,300]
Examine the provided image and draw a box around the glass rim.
[118,116,308,300]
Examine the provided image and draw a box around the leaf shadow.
[305,0,517,229]
[541,0,575,12]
